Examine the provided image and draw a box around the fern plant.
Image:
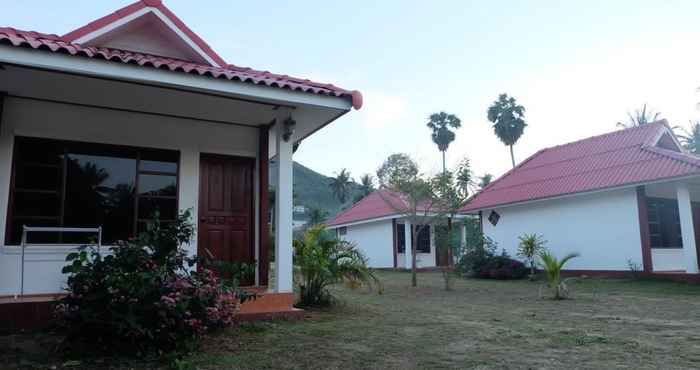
[539,250,580,299]
[294,225,382,307]
[517,233,547,280]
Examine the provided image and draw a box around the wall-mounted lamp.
[282,116,296,142]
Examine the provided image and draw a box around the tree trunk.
[447,217,453,267]
[510,145,516,168]
[411,224,418,287]
[442,151,446,174]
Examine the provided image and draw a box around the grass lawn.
[4,271,700,369]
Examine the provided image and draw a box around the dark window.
[415,226,431,253]
[647,197,683,249]
[7,137,179,245]
[396,223,405,253]
[338,227,347,236]
[488,211,500,226]
[396,224,431,253]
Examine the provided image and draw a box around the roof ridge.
[327,190,395,225]
[468,147,548,201]
[545,121,665,151]
[474,155,664,194]
[642,145,700,169]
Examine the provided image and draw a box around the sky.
[3,1,700,182]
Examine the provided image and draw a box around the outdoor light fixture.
[282,116,296,142]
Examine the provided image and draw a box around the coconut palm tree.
[517,233,547,280]
[617,104,661,128]
[427,112,462,173]
[676,121,700,154]
[329,168,352,204]
[487,94,527,167]
[353,174,375,203]
[478,173,494,190]
[539,250,580,299]
[306,207,328,226]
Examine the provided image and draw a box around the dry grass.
[191,271,700,370]
[4,271,700,369]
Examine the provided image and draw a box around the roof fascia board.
[461,173,700,214]
[73,6,221,68]
[0,45,353,111]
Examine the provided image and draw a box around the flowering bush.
[57,211,245,355]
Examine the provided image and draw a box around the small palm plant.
[294,225,382,307]
[539,250,580,300]
[517,233,546,280]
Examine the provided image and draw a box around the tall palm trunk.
[441,150,446,174]
[509,145,516,167]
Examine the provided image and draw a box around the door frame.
[197,153,256,268]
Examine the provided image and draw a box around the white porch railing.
[18,226,102,298]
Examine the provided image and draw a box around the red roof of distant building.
[0,0,362,109]
[328,190,432,227]
[460,121,700,212]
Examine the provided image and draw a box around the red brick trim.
[636,186,653,273]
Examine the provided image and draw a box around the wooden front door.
[692,202,700,269]
[198,154,254,283]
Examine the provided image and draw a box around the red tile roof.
[460,121,700,212]
[0,1,363,109]
[327,191,411,227]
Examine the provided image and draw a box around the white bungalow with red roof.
[0,0,362,319]
[327,191,462,269]
[460,121,700,277]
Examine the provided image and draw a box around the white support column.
[404,222,412,269]
[677,183,699,273]
[274,116,294,292]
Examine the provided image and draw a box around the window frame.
[6,136,180,246]
[646,197,683,249]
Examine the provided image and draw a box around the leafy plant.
[57,210,246,355]
[517,233,547,280]
[539,250,580,299]
[294,225,381,307]
[627,259,643,280]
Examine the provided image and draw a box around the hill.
[270,161,362,220]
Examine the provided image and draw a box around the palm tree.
[427,111,462,173]
[353,174,375,203]
[478,174,493,190]
[307,207,328,226]
[539,250,580,300]
[676,121,700,154]
[517,233,546,280]
[617,104,661,128]
[487,94,527,167]
[329,168,352,204]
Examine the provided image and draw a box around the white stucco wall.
[0,97,260,295]
[341,219,395,268]
[482,188,643,271]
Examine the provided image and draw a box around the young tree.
[329,168,352,203]
[426,111,462,173]
[517,233,546,280]
[487,94,527,167]
[377,153,469,288]
[617,104,661,128]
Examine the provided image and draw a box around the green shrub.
[456,233,526,280]
[294,225,381,307]
[56,210,249,355]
